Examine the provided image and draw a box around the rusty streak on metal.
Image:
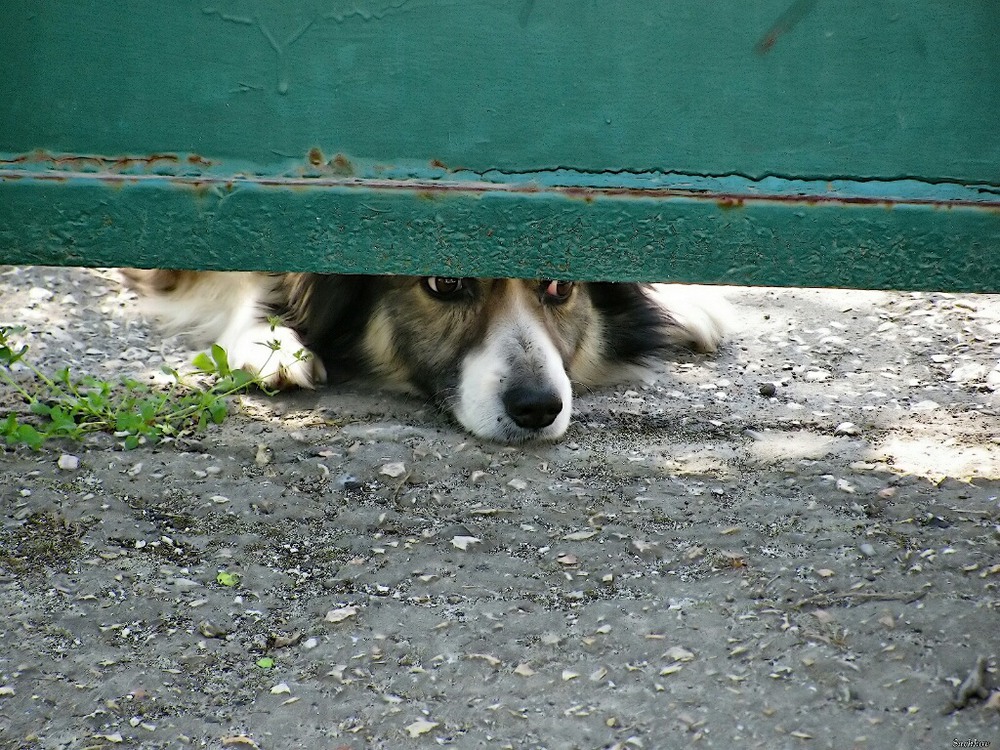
[0,150,213,171]
[755,0,817,55]
[2,168,998,213]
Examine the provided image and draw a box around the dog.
[122,270,726,443]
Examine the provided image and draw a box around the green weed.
[0,325,262,450]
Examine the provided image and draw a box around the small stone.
[198,620,228,638]
[759,382,777,397]
[834,422,860,436]
[57,454,80,471]
[380,462,406,478]
[836,478,856,493]
[663,646,695,662]
[324,606,358,624]
[859,543,876,557]
[254,444,272,466]
[405,720,438,738]
[804,369,831,382]
[507,478,528,490]
[338,474,363,491]
[28,287,54,302]
[987,367,1000,392]
[451,535,481,551]
[948,363,986,384]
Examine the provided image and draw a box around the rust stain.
[308,147,324,166]
[330,153,354,177]
[4,150,211,172]
[3,162,997,213]
[430,159,449,170]
[755,0,817,55]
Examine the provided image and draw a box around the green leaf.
[0,414,18,436]
[1,344,27,365]
[14,424,44,450]
[208,399,228,424]
[138,399,159,422]
[210,344,231,377]
[48,407,78,433]
[256,657,275,669]
[86,391,108,411]
[29,400,52,416]
[191,352,217,375]
[116,411,143,433]
[123,434,140,450]
[216,571,240,587]
[230,369,254,389]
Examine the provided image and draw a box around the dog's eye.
[542,280,574,302]
[424,277,465,297]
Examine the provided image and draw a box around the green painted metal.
[1,0,999,289]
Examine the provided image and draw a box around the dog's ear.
[587,282,727,362]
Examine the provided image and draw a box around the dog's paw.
[648,283,730,353]
[219,323,326,389]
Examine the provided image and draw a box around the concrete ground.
[1,265,998,749]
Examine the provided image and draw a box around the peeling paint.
[3,151,996,212]
[2,167,997,214]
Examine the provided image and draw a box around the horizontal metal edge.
[2,173,998,292]
[3,168,1000,212]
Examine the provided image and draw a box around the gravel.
[0,265,998,749]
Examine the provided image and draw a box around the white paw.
[220,323,325,389]
[648,284,730,353]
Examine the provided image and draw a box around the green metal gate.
[2,1,998,290]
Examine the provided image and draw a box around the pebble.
[948,363,986,384]
[379,462,406,478]
[28,287,54,302]
[255,444,273,466]
[198,620,228,638]
[859,543,876,557]
[834,422,860,436]
[987,368,1000,391]
[57,454,80,471]
[338,474,363,491]
[758,382,777,397]
[169,577,203,590]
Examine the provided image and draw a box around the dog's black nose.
[503,386,563,430]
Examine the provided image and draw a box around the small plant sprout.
[0,326,287,451]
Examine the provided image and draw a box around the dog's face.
[124,269,724,445]
[361,278,606,443]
